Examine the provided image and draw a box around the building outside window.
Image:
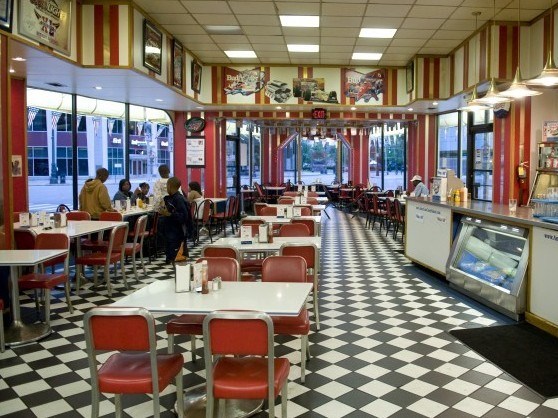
[369,123,407,190]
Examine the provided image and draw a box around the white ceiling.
[7,0,557,119]
[134,0,553,67]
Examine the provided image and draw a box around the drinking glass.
[508,198,517,214]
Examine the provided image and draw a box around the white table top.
[265,186,286,191]
[121,207,154,219]
[15,220,127,238]
[193,197,228,204]
[111,279,312,316]
[243,215,321,225]
[0,249,67,266]
[207,236,321,252]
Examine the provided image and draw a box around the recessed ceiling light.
[288,44,319,53]
[359,28,397,39]
[408,108,414,111]
[280,15,319,28]
[225,50,257,58]
[94,86,102,90]
[9,68,15,73]
[352,52,382,60]
[12,56,26,62]
[155,99,164,102]
[205,25,243,35]
[196,106,204,109]
[432,101,439,106]
[276,106,282,110]
[351,107,357,110]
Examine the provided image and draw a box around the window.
[26,88,173,211]
[369,123,407,190]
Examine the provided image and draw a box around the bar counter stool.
[84,307,184,418]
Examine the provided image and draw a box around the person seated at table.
[134,182,150,202]
[113,179,137,205]
[79,167,115,219]
[186,181,203,202]
[160,177,192,264]
[410,174,429,197]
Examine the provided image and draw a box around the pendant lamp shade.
[526,1,558,87]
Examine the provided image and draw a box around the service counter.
[405,197,558,335]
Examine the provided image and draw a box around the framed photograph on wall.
[143,19,162,74]
[172,39,184,89]
[0,0,14,32]
[406,61,414,93]
[18,0,71,54]
[191,60,202,93]
[11,155,22,177]
[186,136,205,167]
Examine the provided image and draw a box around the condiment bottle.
[201,260,209,294]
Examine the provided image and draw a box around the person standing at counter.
[152,164,170,210]
[410,175,429,197]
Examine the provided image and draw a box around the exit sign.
[312,108,327,120]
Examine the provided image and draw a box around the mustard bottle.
[454,189,461,203]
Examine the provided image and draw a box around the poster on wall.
[293,77,338,103]
[18,0,72,55]
[224,67,267,96]
[344,69,385,103]
[0,0,14,32]
[543,121,558,142]
[186,136,205,167]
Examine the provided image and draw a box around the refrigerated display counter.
[446,216,529,320]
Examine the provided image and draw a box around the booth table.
[0,249,67,346]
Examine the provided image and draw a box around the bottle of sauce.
[201,260,209,294]
[267,222,274,243]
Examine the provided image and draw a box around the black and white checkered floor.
[2,209,558,417]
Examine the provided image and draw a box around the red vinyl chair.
[0,298,4,352]
[262,255,311,383]
[280,242,320,330]
[81,211,124,252]
[84,307,184,418]
[305,197,319,205]
[278,223,310,237]
[254,202,267,215]
[66,211,91,221]
[294,205,312,216]
[282,191,298,197]
[123,215,148,282]
[291,218,317,236]
[203,311,290,418]
[18,233,73,326]
[259,206,277,216]
[277,197,295,204]
[75,223,128,297]
[211,195,237,236]
[166,257,240,360]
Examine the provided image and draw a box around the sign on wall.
[344,69,385,103]
[186,136,205,167]
[19,0,72,55]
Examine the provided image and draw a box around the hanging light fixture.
[458,11,491,111]
[526,0,558,86]
[476,0,512,104]
[499,0,542,98]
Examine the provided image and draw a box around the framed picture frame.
[172,39,184,89]
[143,19,162,74]
[191,60,202,93]
[0,0,13,32]
[186,136,205,167]
[18,0,71,55]
[11,155,22,177]
[406,61,414,93]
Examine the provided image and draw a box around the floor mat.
[450,323,558,398]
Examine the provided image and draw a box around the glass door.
[469,130,493,201]
[225,135,240,196]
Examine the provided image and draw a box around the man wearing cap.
[410,175,429,197]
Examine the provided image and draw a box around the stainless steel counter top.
[405,197,558,231]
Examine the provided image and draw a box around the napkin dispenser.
[30,213,39,227]
[293,207,302,217]
[19,212,30,227]
[285,206,293,218]
[53,213,61,228]
[258,224,268,242]
[60,212,67,227]
[175,263,191,292]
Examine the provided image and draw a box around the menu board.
[186,137,205,167]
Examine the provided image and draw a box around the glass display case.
[528,143,558,204]
[446,216,529,320]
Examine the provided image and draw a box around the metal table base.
[177,384,263,418]
[5,321,52,347]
